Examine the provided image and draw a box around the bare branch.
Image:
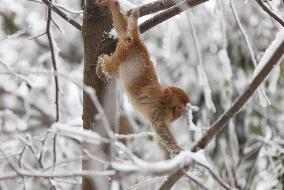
[159,29,284,189]
[46,2,60,122]
[41,0,82,30]
[255,0,284,27]
[139,0,208,33]
[127,0,183,17]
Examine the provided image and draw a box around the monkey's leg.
[110,1,128,38]
[97,0,128,38]
[96,54,118,81]
[128,8,140,40]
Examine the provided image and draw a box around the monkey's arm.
[152,121,182,155]
[109,1,128,38]
[128,8,140,40]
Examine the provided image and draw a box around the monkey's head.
[161,86,190,124]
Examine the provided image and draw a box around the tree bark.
[82,1,117,189]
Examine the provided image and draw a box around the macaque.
[96,0,190,155]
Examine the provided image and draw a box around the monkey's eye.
[124,37,132,43]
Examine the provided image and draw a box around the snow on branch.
[0,170,115,180]
[114,132,154,140]
[111,150,205,175]
[50,125,206,176]
[51,123,110,144]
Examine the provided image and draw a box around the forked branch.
[41,0,82,30]
[46,0,60,122]
[255,0,284,27]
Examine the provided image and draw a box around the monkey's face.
[165,103,187,124]
[171,103,187,121]
[162,87,190,124]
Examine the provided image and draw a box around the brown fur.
[96,0,189,155]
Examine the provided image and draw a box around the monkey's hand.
[96,54,111,82]
[96,0,118,8]
[152,120,183,156]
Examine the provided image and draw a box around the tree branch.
[139,0,208,33]
[127,0,183,17]
[255,0,284,27]
[159,29,284,189]
[41,0,82,30]
[46,2,60,122]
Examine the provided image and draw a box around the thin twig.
[30,0,83,14]
[230,0,257,66]
[40,0,82,30]
[0,170,115,180]
[46,2,60,122]
[51,18,64,33]
[29,31,46,40]
[18,147,27,190]
[38,131,50,167]
[255,0,284,27]
[126,176,167,190]
[230,0,270,110]
[183,173,209,190]
[196,162,231,190]
[186,12,215,111]
[159,29,284,190]
[53,134,57,166]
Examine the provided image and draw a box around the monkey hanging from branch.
[96,0,190,155]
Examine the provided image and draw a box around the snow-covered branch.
[51,124,110,144]
[0,170,115,180]
[111,150,205,175]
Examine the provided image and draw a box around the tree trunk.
[82,1,117,189]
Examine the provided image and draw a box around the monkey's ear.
[162,87,173,102]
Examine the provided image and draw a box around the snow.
[0,0,284,190]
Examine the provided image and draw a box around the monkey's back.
[115,39,163,121]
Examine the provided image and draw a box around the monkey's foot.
[130,8,139,19]
[96,0,118,7]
